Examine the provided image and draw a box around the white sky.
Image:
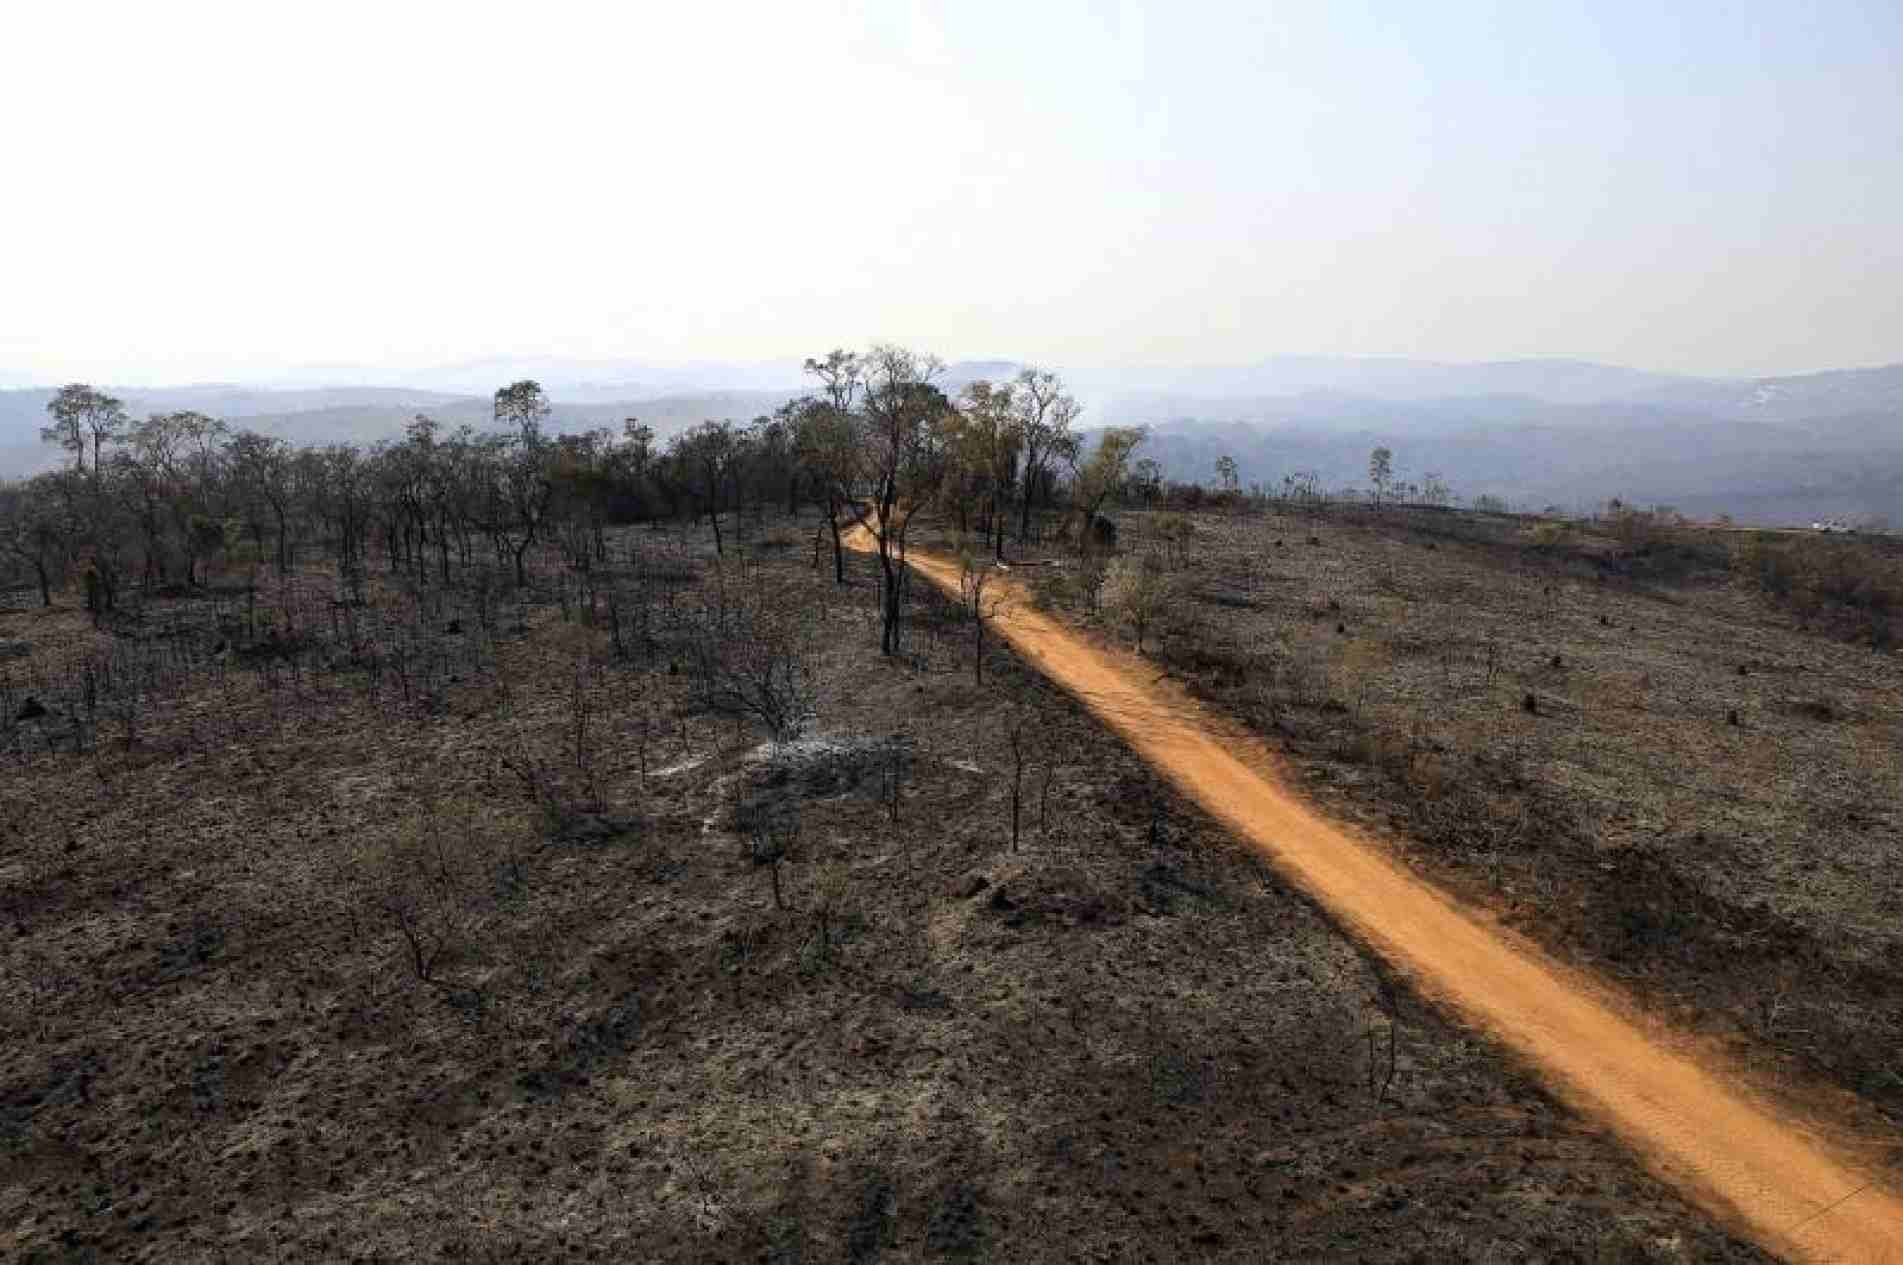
[2,0,1899,383]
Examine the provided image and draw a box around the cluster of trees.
[723,347,1145,654]
[3,380,634,613]
[1118,447,1458,516]
[2,350,1147,656]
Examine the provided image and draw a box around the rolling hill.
[4,356,1900,525]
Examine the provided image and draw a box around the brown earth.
[1056,506,1901,1139]
[861,524,1903,1264]
[0,512,1815,1261]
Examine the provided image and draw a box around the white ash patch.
[652,753,708,777]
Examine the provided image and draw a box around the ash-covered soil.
[1,516,1772,1261]
[1003,504,1902,1134]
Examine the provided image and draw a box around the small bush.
[1734,533,1901,639]
[684,591,816,742]
[1101,552,1176,654]
[351,794,520,987]
[1530,521,1570,548]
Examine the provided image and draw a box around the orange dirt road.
[859,532,1902,1264]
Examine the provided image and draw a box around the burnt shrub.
[1735,534,1902,644]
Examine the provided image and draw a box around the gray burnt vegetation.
[4,351,1887,1260]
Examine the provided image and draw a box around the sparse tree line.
[0,348,1158,876]
[0,347,1154,774]
[5,368,1495,651]
[1125,445,1458,516]
[3,379,674,614]
[0,352,1146,1026]
[1,353,1152,656]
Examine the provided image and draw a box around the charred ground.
[0,509,1777,1262]
[995,503,1902,1137]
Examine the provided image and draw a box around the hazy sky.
[4,0,1899,384]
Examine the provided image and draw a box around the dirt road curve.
[864,534,1902,1264]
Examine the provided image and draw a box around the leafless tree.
[479,382,558,586]
[1008,714,1026,851]
[684,588,815,742]
[355,801,499,989]
[881,734,910,825]
[806,862,849,966]
[567,651,606,811]
[960,553,996,683]
[798,352,865,583]
[1365,957,1402,1103]
[853,345,953,656]
[670,421,742,556]
[737,799,800,911]
[1039,755,1056,841]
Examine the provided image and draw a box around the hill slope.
[0,514,1778,1262]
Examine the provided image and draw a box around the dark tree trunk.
[974,601,985,683]
[879,548,900,656]
[829,507,845,584]
[1010,725,1024,851]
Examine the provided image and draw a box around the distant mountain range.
[1071,361,1903,525]
[1126,410,1902,526]
[0,384,805,478]
[3,355,1899,525]
[1621,364,1903,423]
[253,357,814,401]
[1068,356,1692,409]
[1079,359,1903,425]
